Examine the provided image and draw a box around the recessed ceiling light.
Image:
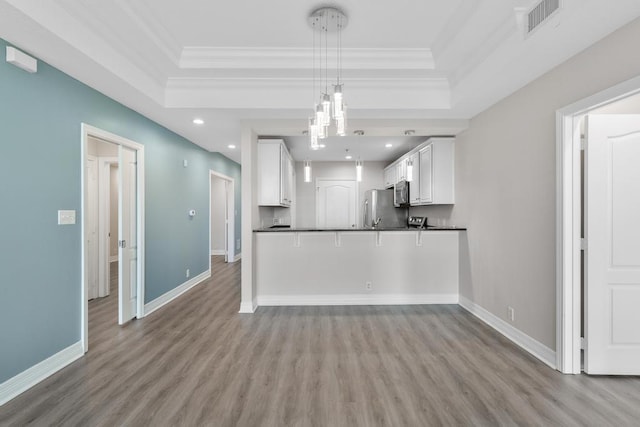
[228,144,236,149]
[404,129,415,136]
[319,144,326,148]
[385,143,393,148]
[345,155,352,160]
[193,118,204,125]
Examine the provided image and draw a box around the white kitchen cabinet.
[396,159,407,182]
[407,152,421,204]
[419,138,454,205]
[383,165,396,189]
[258,139,294,207]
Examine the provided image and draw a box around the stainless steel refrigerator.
[362,189,408,228]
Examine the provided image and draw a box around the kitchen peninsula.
[253,226,465,306]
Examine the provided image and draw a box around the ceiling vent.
[527,0,560,35]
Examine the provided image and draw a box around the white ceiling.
[1,0,640,163]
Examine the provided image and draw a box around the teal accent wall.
[0,38,241,383]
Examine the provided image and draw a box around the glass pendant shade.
[321,94,331,127]
[308,117,319,150]
[332,85,343,119]
[356,160,363,182]
[315,105,327,139]
[406,159,414,182]
[304,161,312,183]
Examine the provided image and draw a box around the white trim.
[231,253,241,263]
[209,170,235,266]
[144,269,211,316]
[81,124,146,353]
[459,296,556,369]
[238,301,256,313]
[210,249,226,256]
[257,294,459,307]
[0,341,83,406]
[110,256,118,263]
[556,75,640,374]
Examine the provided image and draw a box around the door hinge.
[580,238,586,250]
[118,240,127,248]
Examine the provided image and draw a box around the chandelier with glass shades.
[307,7,348,150]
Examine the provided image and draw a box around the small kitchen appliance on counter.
[407,216,427,228]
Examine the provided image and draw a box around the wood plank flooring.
[1,256,640,426]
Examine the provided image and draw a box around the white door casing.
[118,145,138,325]
[316,179,357,229]
[209,170,235,266]
[585,114,640,375]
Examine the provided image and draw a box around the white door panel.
[585,114,640,375]
[118,146,137,324]
[86,156,99,300]
[317,180,357,229]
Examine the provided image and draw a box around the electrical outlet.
[366,281,372,291]
[508,306,515,322]
[186,269,190,278]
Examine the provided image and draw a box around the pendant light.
[304,161,312,183]
[406,158,414,182]
[356,159,363,182]
[307,7,348,149]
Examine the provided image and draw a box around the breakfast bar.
[253,227,465,306]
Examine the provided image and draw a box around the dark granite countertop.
[254,226,466,232]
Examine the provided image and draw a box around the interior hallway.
[1,256,640,426]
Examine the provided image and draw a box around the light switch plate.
[58,210,76,225]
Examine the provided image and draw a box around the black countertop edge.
[254,226,466,232]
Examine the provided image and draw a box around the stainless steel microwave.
[394,180,410,207]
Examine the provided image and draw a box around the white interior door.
[317,179,357,228]
[86,156,99,300]
[118,145,138,324]
[585,114,640,375]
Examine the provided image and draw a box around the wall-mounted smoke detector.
[525,0,561,36]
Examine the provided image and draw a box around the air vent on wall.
[527,0,560,34]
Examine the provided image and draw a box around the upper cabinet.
[384,137,455,205]
[383,165,396,189]
[258,139,294,207]
[407,151,421,204]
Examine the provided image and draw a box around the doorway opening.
[81,124,145,353]
[556,75,640,374]
[210,171,236,265]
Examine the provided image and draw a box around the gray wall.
[0,37,241,383]
[294,161,386,228]
[416,17,640,350]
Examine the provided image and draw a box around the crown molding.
[165,77,450,110]
[179,47,434,70]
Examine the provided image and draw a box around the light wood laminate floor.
[2,256,640,426]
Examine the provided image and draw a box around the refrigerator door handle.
[363,199,369,228]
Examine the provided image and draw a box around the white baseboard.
[210,249,226,256]
[257,293,459,307]
[144,269,211,316]
[0,341,83,406]
[458,295,556,369]
[231,253,241,263]
[238,300,256,313]
[109,256,117,263]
